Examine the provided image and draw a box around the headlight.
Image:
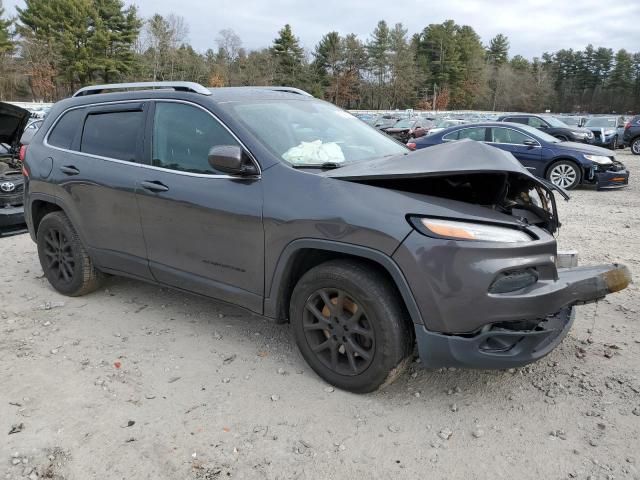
[584,154,613,165]
[416,218,533,243]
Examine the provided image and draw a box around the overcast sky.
[3,0,639,58]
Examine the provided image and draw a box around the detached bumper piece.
[415,263,631,369]
[595,162,629,190]
[415,307,575,369]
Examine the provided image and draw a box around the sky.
[3,0,639,58]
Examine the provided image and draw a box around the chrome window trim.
[43,98,262,179]
[486,126,541,147]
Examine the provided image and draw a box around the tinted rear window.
[48,108,85,149]
[81,111,143,161]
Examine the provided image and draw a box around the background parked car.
[584,116,627,150]
[623,115,640,155]
[497,114,594,143]
[384,117,433,142]
[411,122,629,190]
[555,115,587,128]
[426,118,466,136]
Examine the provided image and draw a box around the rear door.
[47,102,152,279]
[487,126,544,175]
[135,100,264,313]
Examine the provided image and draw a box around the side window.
[528,117,546,128]
[48,109,85,149]
[81,111,143,161]
[456,127,487,141]
[442,130,459,141]
[152,102,239,174]
[491,128,536,145]
[505,117,528,125]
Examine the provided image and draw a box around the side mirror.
[208,145,258,176]
[522,139,538,147]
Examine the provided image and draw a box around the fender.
[24,192,58,242]
[264,238,424,325]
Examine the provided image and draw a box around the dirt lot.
[1,151,639,480]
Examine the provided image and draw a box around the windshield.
[556,116,579,126]
[392,119,415,129]
[517,124,561,143]
[543,116,568,128]
[585,117,617,128]
[229,100,407,166]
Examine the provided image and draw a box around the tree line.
[1,0,639,113]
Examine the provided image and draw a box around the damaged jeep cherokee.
[22,82,631,392]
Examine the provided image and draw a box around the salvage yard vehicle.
[383,117,433,143]
[412,122,630,190]
[497,113,594,143]
[623,115,640,155]
[22,82,631,392]
[0,102,30,232]
[583,116,626,150]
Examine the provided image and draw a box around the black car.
[623,115,640,155]
[412,122,629,190]
[0,102,30,232]
[21,82,631,392]
[497,114,594,143]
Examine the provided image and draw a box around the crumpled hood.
[0,102,30,148]
[322,139,539,181]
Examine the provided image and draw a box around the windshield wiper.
[291,162,343,169]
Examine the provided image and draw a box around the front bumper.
[412,263,631,368]
[596,168,629,189]
[0,205,25,228]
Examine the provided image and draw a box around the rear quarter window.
[47,108,85,149]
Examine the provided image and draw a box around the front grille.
[592,131,601,139]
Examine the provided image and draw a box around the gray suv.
[22,82,631,392]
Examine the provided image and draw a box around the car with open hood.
[411,122,629,190]
[0,102,30,232]
[22,82,631,393]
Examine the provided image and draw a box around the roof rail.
[73,81,212,97]
[250,86,313,97]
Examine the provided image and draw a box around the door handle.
[60,165,80,175]
[140,180,169,193]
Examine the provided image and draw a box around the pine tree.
[271,24,304,87]
[0,0,13,56]
[487,33,509,66]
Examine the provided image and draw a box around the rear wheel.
[290,260,413,393]
[546,160,581,190]
[631,137,640,155]
[36,212,103,296]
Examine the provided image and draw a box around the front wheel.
[546,160,582,190]
[609,136,617,150]
[36,211,103,296]
[290,260,413,393]
[631,138,640,155]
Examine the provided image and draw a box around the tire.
[631,137,640,155]
[546,160,582,190]
[290,260,413,393]
[36,211,103,296]
[609,136,617,150]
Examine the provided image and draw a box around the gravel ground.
[1,151,639,480]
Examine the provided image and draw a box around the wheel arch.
[264,239,423,326]
[28,196,62,241]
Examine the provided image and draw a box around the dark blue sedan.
[410,122,629,190]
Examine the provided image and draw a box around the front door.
[487,126,544,175]
[135,101,264,313]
